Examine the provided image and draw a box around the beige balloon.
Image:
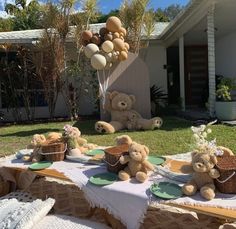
[104,33,113,41]
[113,38,125,51]
[102,40,114,53]
[113,32,120,39]
[91,54,107,70]
[104,52,113,62]
[104,62,113,70]
[124,42,130,50]
[119,27,127,36]
[84,43,99,58]
[111,51,119,62]
[119,51,128,61]
[106,16,122,32]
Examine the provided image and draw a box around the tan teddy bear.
[95,91,163,134]
[182,151,220,200]
[127,112,163,131]
[116,135,155,183]
[29,134,47,162]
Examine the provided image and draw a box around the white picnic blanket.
[1,153,236,229]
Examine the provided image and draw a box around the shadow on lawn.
[0,128,61,137]
[74,117,192,135]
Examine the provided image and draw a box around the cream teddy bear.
[116,135,155,183]
[95,91,163,134]
[182,151,220,200]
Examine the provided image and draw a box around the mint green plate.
[89,172,118,186]
[86,149,104,156]
[150,182,183,199]
[148,156,166,165]
[29,161,53,171]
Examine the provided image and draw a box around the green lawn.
[0,116,236,157]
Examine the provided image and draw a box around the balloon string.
[102,69,107,109]
[97,70,104,96]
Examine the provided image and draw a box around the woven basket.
[40,142,67,162]
[103,144,129,174]
[215,156,236,194]
[0,177,10,197]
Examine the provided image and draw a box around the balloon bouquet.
[81,16,130,108]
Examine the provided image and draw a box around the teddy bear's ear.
[115,135,133,146]
[129,95,136,104]
[210,154,218,165]
[110,91,119,100]
[143,145,149,155]
[191,151,198,158]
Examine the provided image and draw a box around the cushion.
[0,197,55,229]
[35,214,111,229]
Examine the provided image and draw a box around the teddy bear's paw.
[136,172,147,183]
[200,186,215,200]
[151,117,163,129]
[182,184,197,196]
[118,170,130,181]
[95,121,115,134]
[209,168,220,179]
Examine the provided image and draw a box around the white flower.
[193,134,199,140]
[207,128,212,134]
[200,125,206,132]
[202,132,207,138]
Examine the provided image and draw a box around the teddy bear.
[95,91,163,134]
[127,112,163,131]
[63,124,97,156]
[116,135,155,183]
[28,134,47,162]
[182,151,220,200]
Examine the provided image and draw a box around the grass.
[0,116,236,157]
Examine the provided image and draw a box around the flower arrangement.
[191,121,223,156]
[63,124,81,149]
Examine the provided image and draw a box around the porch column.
[207,4,216,117]
[179,36,185,111]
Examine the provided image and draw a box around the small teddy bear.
[29,134,47,162]
[182,151,220,200]
[116,135,155,183]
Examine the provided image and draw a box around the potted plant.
[215,77,236,120]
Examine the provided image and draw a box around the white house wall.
[216,30,236,78]
[1,93,68,122]
[141,41,167,93]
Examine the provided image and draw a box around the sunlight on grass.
[0,117,235,156]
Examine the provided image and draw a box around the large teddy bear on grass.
[95,91,163,134]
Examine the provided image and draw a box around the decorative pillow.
[0,197,55,229]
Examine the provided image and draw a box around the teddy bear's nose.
[196,163,203,168]
[121,102,126,106]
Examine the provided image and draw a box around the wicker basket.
[103,144,129,174]
[0,177,10,197]
[40,142,67,162]
[215,156,236,194]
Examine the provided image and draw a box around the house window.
[0,51,47,109]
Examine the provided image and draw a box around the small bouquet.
[190,121,223,156]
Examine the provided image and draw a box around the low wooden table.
[10,160,236,223]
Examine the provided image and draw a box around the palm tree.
[5,0,43,30]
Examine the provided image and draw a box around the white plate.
[66,155,103,165]
[16,149,33,159]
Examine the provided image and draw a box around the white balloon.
[91,54,107,70]
[102,40,114,53]
[104,52,113,62]
[84,43,99,58]
[104,62,113,70]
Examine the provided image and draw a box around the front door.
[185,46,208,107]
